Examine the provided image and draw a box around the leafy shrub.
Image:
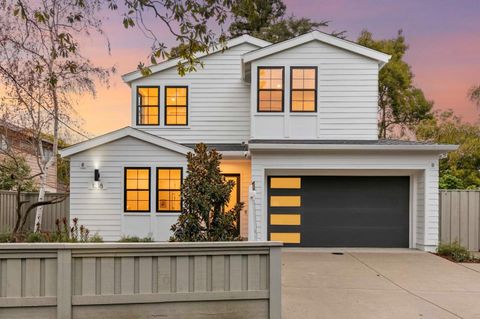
[437,241,472,262]
[118,235,153,242]
[89,233,104,243]
[0,232,13,243]
[26,232,46,243]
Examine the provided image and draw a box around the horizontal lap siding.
[70,136,187,241]
[251,41,379,140]
[250,151,439,249]
[130,44,257,144]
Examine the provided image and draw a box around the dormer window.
[165,86,188,126]
[291,67,317,112]
[258,67,284,112]
[136,87,160,125]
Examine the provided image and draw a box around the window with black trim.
[165,87,188,125]
[136,87,159,125]
[124,168,150,212]
[291,67,317,112]
[157,168,182,212]
[258,67,284,112]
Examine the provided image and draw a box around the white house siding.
[220,159,252,238]
[129,43,259,144]
[250,150,440,251]
[69,136,187,241]
[250,40,379,140]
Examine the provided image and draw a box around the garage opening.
[268,176,410,247]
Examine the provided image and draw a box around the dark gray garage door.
[268,176,410,247]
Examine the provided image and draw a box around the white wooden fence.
[440,190,480,251]
[0,242,282,319]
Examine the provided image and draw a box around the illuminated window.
[165,87,188,125]
[157,168,182,212]
[125,168,150,212]
[270,177,301,189]
[291,67,317,112]
[223,174,240,212]
[270,232,301,244]
[270,196,301,207]
[258,67,284,112]
[137,87,159,125]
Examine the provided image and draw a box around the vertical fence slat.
[440,190,480,251]
[0,191,69,232]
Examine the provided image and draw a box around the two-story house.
[60,31,456,251]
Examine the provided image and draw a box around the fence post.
[57,248,72,319]
[269,245,282,319]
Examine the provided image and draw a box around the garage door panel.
[268,176,410,247]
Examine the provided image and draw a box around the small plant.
[118,235,154,242]
[26,232,46,243]
[89,233,104,243]
[437,241,472,262]
[0,232,14,243]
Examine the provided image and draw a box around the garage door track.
[283,249,480,319]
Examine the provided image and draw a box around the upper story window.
[258,67,284,112]
[136,87,159,125]
[125,168,151,212]
[165,87,188,126]
[291,67,317,112]
[157,168,182,212]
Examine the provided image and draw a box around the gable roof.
[59,127,192,158]
[122,35,271,83]
[242,30,391,67]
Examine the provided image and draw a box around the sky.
[77,0,480,137]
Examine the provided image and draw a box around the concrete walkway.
[282,249,480,319]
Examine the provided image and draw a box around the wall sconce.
[93,169,103,190]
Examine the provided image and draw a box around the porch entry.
[267,176,410,247]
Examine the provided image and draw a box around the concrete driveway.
[282,249,480,319]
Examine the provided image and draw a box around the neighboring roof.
[183,143,248,152]
[248,139,458,152]
[0,119,53,147]
[60,127,192,157]
[242,30,391,67]
[122,35,271,83]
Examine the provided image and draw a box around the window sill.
[155,212,182,217]
[289,112,318,116]
[124,212,151,216]
[254,113,284,116]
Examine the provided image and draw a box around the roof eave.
[122,35,271,84]
[248,143,459,152]
[59,127,192,158]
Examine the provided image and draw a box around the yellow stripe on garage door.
[270,232,301,244]
[270,177,301,189]
[270,196,301,207]
[270,214,301,225]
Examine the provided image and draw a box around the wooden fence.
[0,191,69,232]
[439,190,480,251]
[0,242,282,319]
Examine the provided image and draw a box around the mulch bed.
[432,253,480,263]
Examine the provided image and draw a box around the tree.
[468,85,480,107]
[228,0,286,37]
[0,0,112,230]
[170,144,243,241]
[416,111,480,189]
[357,30,434,138]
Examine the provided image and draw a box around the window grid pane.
[166,87,188,125]
[291,68,317,112]
[157,168,182,212]
[137,87,159,125]
[125,168,150,212]
[258,67,284,112]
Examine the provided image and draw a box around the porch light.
[93,169,103,190]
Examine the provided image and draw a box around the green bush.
[437,241,472,262]
[118,235,153,242]
[0,232,13,243]
[89,233,104,243]
[26,232,46,243]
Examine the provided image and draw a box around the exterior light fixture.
[93,169,103,190]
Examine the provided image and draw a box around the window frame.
[289,66,318,113]
[124,167,151,213]
[156,167,183,213]
[257,66,285,113]
[136,86,160,126]
[164,86,189,126]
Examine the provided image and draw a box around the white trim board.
[60,127,192,157]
